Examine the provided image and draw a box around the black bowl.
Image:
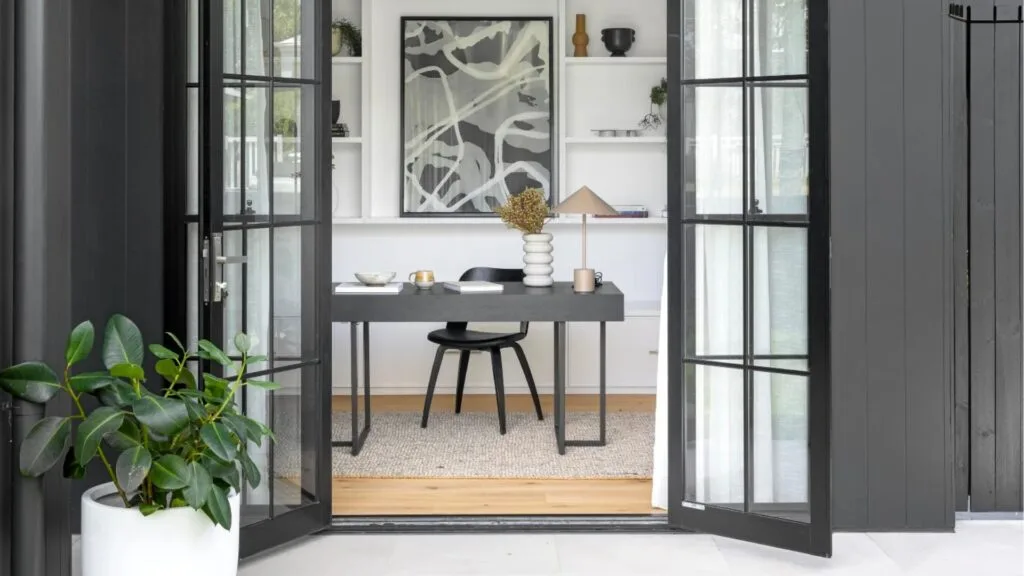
[600,28,635,57]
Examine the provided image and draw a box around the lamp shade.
[553,186,618,216]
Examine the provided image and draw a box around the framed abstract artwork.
[400,17,554,216]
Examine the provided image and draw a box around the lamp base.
[573,268,596,293]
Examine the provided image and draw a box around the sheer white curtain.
[653,0,807,510]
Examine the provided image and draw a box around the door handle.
[206,233,248,303]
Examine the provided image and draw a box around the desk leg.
[332,321,371,455]
[554,321,566,455]
[563,321,608,450]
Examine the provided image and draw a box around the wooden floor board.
[332,477,662,516]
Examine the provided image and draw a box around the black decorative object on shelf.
[600,28,635,57]
[332,100,341,125]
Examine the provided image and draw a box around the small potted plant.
[331,18,362,57]
[495,187,554,287]
[639,77,668,132]
[0,315,276,576]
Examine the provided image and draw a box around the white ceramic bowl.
[355,272,395,286]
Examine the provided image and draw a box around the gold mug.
[409,270,435,289]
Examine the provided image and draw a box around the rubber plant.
[332,18,362,57]
[639,77,668,131]
[0,314,276,530]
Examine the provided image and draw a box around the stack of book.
[595,204,649,218]
[442,281,504,293]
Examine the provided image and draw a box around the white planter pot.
[522,232,554,287]
[81,483,240,576]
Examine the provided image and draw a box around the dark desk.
[331,281,625,455]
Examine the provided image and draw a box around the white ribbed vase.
[522,233,554,287]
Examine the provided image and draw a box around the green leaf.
[149,454,191,490]
[204,457,241,492]
[65,321,95,366]
[233,333,251,354]
[238,450,261,489]
[184,461,212,509]
[109,363,145,381]
[245,379,280,391]
[223,413,273,445]
[247,355,268,364]
[62,448,86,480]
[198,339,231,367]
[0,362,62,404]
[200,422,237,462]
[155,359,196,389]
[96,379,136,408]
[69,372,116,395]
[148,343,179,360]
[115,445,152,492]
[139,503,162,516]
[203,485,232,530]
[132,395,188,435]
[171,498,189,508]
[19,417,72,477]
[166,332,186,354]
[183,397,205,421]
[202,373,230,402]
[74,407,124,464]
[104,417,142,450]
[102,314,144,370]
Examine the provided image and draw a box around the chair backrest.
[448,267,528,334]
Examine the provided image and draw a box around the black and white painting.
[401,18,553,215]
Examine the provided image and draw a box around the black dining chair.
[420,267,544,435]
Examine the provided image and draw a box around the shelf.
[332,56,363,65]
[332,217,668,226]
[565,136,666,145]
[564,56,667,66]
[331,137,362,145]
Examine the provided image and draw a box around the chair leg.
[455,350,470,414]
[512,343,544,421]
[489,348,507,435]
[421,346,446,428]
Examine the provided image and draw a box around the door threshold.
[325,514,689,534]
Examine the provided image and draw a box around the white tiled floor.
[237,521,1024,576]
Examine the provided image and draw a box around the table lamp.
[553,186,618,292]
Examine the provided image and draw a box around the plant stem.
[63,368,130,507]
[210,358,247,422]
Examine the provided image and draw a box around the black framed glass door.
[183,0,332,557]
[666,0,831,556]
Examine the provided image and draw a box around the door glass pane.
[188,0,198,83]
[224,85,271,217]
[685,364,745,511]
[752,0,806,77]
[752,227,807,371]
[223,229,271,374]
[271,86,312,218]
[187,223,199,346]
[683,0,743,80]
[752,371,808,522]
[271,365,318,514]
[685,85,744,216]
[224,0,241,74]
[272,0,314,79]
[751,84,808,216]
[246,0,273,77]
[273,226,315,368]
[685,224,744,364]
[188,89,199,215]
[240,382,271,525]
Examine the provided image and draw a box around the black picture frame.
[399,16,555,218]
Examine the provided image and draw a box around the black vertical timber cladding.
[904,0,950,530]
[968,5,998,513]
[990,6,1023,512]
[864,0,909,529]
[0,0,13,570]
[67,0,166,532]
[829,0,869,530]
[830,0,957,530]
